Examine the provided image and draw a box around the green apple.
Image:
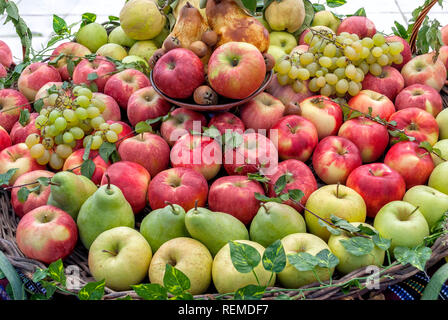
[431,139,448,167]
[328,222,385,275]
[269,31,297,54]
[278,233,334,289]
[403,185,448,229]
[120,0,166,40]
[436,108,448,140]
[109,26,137,48]
[129,40,158,61]
[75,22,108,52]
[305,184,367,242]
[267,45,287,63]
[88,226,152,291]
[149,237,212,295]
[122,55,149,68]
[96,43,128,60]
[212,240,275,294]
[373,201,429,253]
[429,161,448,194]
[311,10,341,32]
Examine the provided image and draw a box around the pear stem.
[164,201,178,214]
[336,183,340,199]
[194,199,198,211]
[261,203,269,214]
[105,174,111,190]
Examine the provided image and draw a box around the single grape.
[354,70,364,82]
[36,150,50,165]
[336,57,348,68]
[78,87,93,99]
[344,46,359,61]
[304,31,313,44]
[377,54,389,67]
[75,107,88,120]
[49,153,64,170]
[54,117,67,132]
[334,67,346,79]
[325,73,338,85]
[75,95,90,108]
[70,127,85,140]
[276,59,292,75]
[349,34,360,42]
[35,115,48,128]
[54,134,64,145]
[63,109,77,122]
[297,68,310,81]
[105,130,119,143]
[47,94,58,106]
[300,52,314,66]
[277,74,290,86]
[320,84,334,97]
[352,41,363,53]
[99,123,110,132]
[360,47,370,59]
[359,61,370,74]
[372,33,386,46]
[47,125,59,137]
[345,64,357,80]
[381,43,390,54]
[361,37,374,49]
[73,86,83,96]
[63,132,74,144]
[316,76,326,88]
[79,121,93,134]
[306,62,319,77]
[109,123,123,134]
[389,41,404,55]
[369,63,382,76]
[30,143,45,159]
[91,136,103,150]
[86,106,100,119]
[348,81,361,96]
[55,144,73,159]
[308,78,320,92]
[392,54,403,65]
[323,43,337,58]
[335,79,349,94]
[91,98,106,113]
[371,46,383,58]
[42,137,54,149]
[315,69,324,78]
[25,134,40,149]
[366,53,377,64]
[319,56,333,68]
[288,66,300,80]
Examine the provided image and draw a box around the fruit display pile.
[1,0,448,300]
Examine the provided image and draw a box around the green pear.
[47,171,97,220]
[77,183,135,249]
[140,203,189,253]
[185,207,249,256]
[249,202,306,247]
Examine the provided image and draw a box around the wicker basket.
[2,0,448,301]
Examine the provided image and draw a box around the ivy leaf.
[18,109,30,126]
[287,252,319,272]
[394,246,432,271]
[78,279,105,300]
[81,12,97,27]
[326,0,346,8]
[0,168,18,186]
[234,284,265,300]
[99,142,117,163]
[315,249,339,269]
[262,240,286,273]
[17,187,30,203]
[330,215,360,233]
[67,60,75,77]
[52,14,68,35]
[341,279,362,294]
[202,126,222,142]
[81,159,96,180]
[351,7,366,17]
[318,219,342,236]
[108,15,119,22]
[372,234,391,251]
[229,241,261,274]
[339,237,374,257]
[47,259,66,286]
[132,283,168,300]
[32,268,49,283]
[163,264,190,296]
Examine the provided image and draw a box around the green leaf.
[81,12,97,26]
[274,173,291,195]
[33,99,44,113]
[52,14,68,35]
[80,159,96,180]
[422,263,448,300]
[17,187,30,203]
[47,259,66,286]
[287,252,319,272]
[262,240,286,273]
[18,109,30,126]
[287,189,304,203]
[330,215,360,233]
[39,280,57,299]
[351,7,366,16]
[247,173,270,184]
[83,137,92,161]
[340,237,374,257]
[67,59,75,77]
[108,15,120,21]
[341,278,362,294]
[135,121,153,134]
[0,251,25,300]
[99,142,116,163]
[292,0,314,37]
[315,249,339,269]
[275,294,292,300]
[32,268,49,283]
[357,225,377,236]
[202,126,222,142]
[326,0,346,8]
[163,264,190,296]
[392,21,408,39]
[394,246,432,271]
[372,234,391,251]
[0,168,18,186]
[234,284,265,300]
[318,219,342,235]
[132,283,168,300]
[312,3,325,12]
[229,241,261,274]
[171,292,194,300]
[37,177,50,187]
[87,72,98,81]
[254,192,283,203]
[224,131,243,149]
[78,279,105,300]
[233,0,257,15]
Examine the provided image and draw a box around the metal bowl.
[149,70,274,112]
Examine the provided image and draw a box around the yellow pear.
[265,0,306,33]
[120,0,166,40]
[173,0,206,19]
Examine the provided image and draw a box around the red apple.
[266,159,318,212]
[118,132,170,178]
[269,115,318,162]
[388,107,439,146]
[127,86,171,127]
[0,89,31,133]
[338,117,389,163]
[16,205,78,264]
[395,84,443,117]
[208,112,245,135]
[337,16,376,38]
[299,95,343,140]
[0,64,6,78]
[346,163,406,218]
[0,40,13,69]
[62,149,109,185]
[386,35,412,71]
[11,170,54,218]
[160,108,207,146]
[361,66,404,101]
[34,82,66,108]
[348,90,396,120]
[153,48,204,99]
[290,45,310,56]
[104,68,150,109]
[50,42,91,80]
[170,133,222,180]
[437,46,448,72]
[208,175,264,225]
[312,136,362,185]
[92,93,121,122]
[0,125,11,152]
[401,53,447,91]
[147,167,208,211]
[266,75,313,115]
[10,112,39,145]
[0,143,45,185]
[240,92,285,132]
[17,62,62,101]
[101,161,151,214]
[442,24,448,46]
[73,56,116,92]
[208,42,266,100]
[384,141,434,189]
[223,132,278,176]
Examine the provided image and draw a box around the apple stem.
[410,206,420,216]
[102,249,117,256]
[368,169,375,176]
[336,183,340,198]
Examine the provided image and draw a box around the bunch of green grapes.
[24,85,120,170]
[274,30,405,97]
[83,121,123,150]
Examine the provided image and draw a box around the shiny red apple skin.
[0,125,11,151]
[62,149,109,185]
[240,92,285,132]
[346,163,406,218]
[386,35,412,71]
[337,16,376,38]
[208,175,265,225]
[0,89,32,132]
[127,86,171,127]
[73,56,116,92]
[17,62,62,101]
[50,42,91,80]
[10,112,39,145]
[401,53,447,91]
[394,84,443,117]
[93,93,121,122]
[208,112,245,135]
[147,167,208,211]
[361,66,404,101]
[0,40,13,69]
[348,90,396,121]
[160,108,207,146]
